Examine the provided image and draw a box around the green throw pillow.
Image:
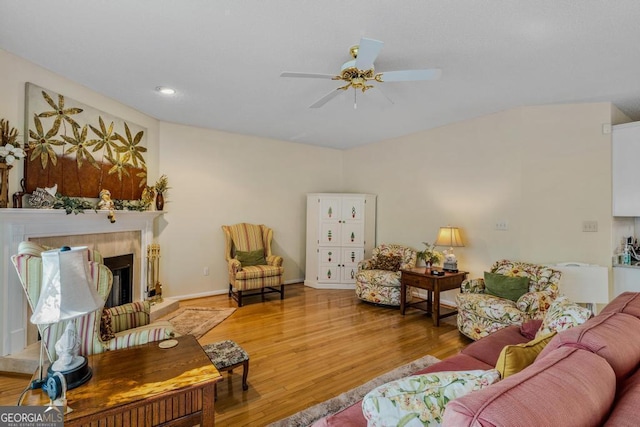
[484,271,530,302]
[235,249,266,266]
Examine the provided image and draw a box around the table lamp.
[434,226,464,272]
[31,246,104,390]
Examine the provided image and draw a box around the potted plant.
[416,242,443,268]
[154,175,170,211]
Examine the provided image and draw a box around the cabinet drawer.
[401,274,424,287]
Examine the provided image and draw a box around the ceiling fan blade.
[380,68,442,82]
[355,37,383,70]
[281,72,336,79]
[309,89,343,108]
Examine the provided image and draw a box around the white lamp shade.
[434,226,464,248]
[30,246,104,325]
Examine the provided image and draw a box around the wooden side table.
[23,335,222,426]
[400,267,468,326]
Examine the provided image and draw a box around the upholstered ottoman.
[202,340,249,397]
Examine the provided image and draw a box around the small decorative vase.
[425,261,432,270]
[155,192,165,211]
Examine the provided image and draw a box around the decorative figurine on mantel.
[97,189,116,223]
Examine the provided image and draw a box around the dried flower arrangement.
[0,119,26,164]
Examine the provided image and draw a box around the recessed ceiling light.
[156,86,176,95]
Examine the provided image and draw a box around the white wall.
[156,122,343,299]
[343,103,614,301]
[0,47,623,303]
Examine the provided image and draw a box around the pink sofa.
[313,292,640,426]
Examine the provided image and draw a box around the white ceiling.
[2,1,640,150]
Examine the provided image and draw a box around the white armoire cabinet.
[305,193,376,289]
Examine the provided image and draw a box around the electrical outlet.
[582,220,598,232]
[203,267,210,276]
[495,220,508,231]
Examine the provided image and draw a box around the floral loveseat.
[355,244,417,306]
[456,259,561,340]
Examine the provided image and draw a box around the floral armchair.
[11,241,175,363]
[355,244,417,306]
[456,259,561,340]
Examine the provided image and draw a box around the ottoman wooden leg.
[242,359,249,391]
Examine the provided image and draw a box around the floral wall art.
[24,82,147,200]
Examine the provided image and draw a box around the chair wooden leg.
[261,287,265,301]
[280,284,284,300]
[238,290,243,307]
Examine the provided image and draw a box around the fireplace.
[104,254,134,307]
[0,209,163,358]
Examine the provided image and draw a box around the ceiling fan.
[280,37,442,108]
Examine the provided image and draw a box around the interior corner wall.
[156,122,343,299]
[342,103,614,291]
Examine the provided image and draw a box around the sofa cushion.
[460,325,529,366]
[520,318,543,339]
[416,353,494,375]
[362,370,500,427]
[536,295,592,337]
[538,312,640,381]
[483,271,530,301]
[442,347,616,427]
[495,332,556,378]
[605,368,640,426]
[600,291,640,320]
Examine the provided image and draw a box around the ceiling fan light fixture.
[155,86,176,95]
[280,36,441,108]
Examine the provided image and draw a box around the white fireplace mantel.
[0,208,163,357]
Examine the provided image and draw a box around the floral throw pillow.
[536,295,592,338]
[362,369,501,426]
[100,308,115,341]
[373,255,403,271]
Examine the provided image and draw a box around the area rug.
[158,306,236,339]
[268,354,440,427]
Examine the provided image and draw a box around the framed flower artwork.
[24,82,148,200]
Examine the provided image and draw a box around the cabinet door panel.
[317,265,341,283]
[319,222,342,246]
[342,248,364,267]
[341,197,365,221]
[341,265,358,283]
[320,197,342,221]
[613,125,640,215]
[340,223,365,246]
[319,248,340,265]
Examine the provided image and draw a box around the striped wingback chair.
[11,241,175,364]
[222,223,284,307]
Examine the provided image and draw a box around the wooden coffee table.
[23,335,222,426]
[400,267,468,326]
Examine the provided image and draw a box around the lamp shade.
[434,226,464,248]
[30,246,104,325]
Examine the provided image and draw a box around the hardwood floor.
[0,283,471,426]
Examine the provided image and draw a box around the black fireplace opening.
[103,254,134,308]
